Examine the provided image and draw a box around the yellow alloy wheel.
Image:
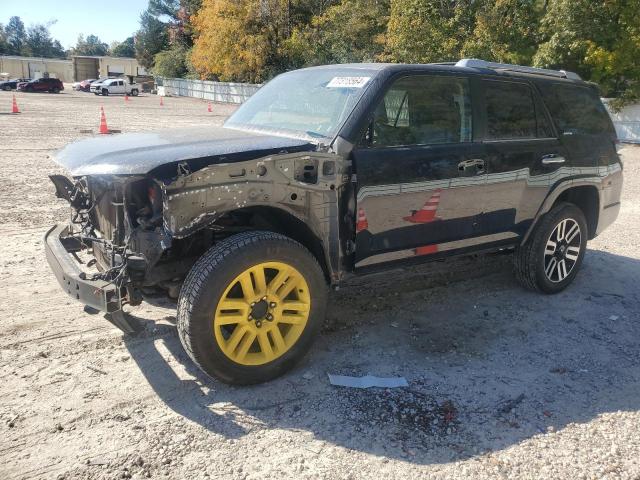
[213,261,311,366]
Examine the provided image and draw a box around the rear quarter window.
[537,83,615,137]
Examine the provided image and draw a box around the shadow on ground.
[124,249,640,464]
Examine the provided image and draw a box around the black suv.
[45,60,622,384]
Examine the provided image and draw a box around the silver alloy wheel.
[544,218,582,283]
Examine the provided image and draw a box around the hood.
[52,126,316,177]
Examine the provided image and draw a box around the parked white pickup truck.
[91,78,139,96]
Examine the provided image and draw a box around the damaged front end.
[46,174,172,332]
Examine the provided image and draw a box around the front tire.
[514,202,588,293]
[177,231,327,385]
[102,89,109,96]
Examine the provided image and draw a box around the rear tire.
[514,202,588,293]
[2,85,10,91]
[177,231,327,385]
[131,89,139,96]
[52,87,60,94]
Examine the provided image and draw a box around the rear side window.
[371,75,472,147]
[483,80,537,140]
[538,83,614,136]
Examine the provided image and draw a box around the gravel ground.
[0,87,639,480]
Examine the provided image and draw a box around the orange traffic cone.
[124,93,129,102]
[98,106,110,134]
[207,102,212,113]
[403,189,442,223]
[159,96,164,106]
[356,208,369,233]
[415,244,438,256]
[11,95,20,114]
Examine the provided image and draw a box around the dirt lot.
[1,88,639,480]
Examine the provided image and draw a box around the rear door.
[473,78,565,241]
[352,73,488,268]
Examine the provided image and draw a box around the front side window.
[371,75,472,147]
[483,81,537,140]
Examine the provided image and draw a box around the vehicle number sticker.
[326,76,371,88]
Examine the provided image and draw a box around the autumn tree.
[191,0,298,82]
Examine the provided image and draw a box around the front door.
[352,74,488,268]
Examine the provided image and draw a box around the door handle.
[541,154,566,164]
[458,159,485,172]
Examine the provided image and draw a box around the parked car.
[91,78,139,96]
[78,78,97,92]
[71,81,82,91]
[0,78,31,91]
[18,77,64,93]
[46,60,622,385]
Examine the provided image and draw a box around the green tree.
[135,9,170,68]
[286,0,389,66]
[5,16,26,55]
[385,0,481,63]
[0,24,10,55]
[462,0,541,65]
[23,23,66,58]
[72,34,109,56]
[109,37,136,57]
[153,44,190,77]
[535,0,640,106]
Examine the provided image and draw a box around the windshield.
[225,67,377,141]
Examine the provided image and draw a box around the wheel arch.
[230,205,332,283]
[522,181,601,245]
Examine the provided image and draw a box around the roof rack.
[455,58,581,81]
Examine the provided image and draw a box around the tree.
[72,34,109,56]
[462,0,541,65]
[191,0,316,82]
[135,9,170,68]
[286,0,389,66]
[5,16,26,55]
[153,44,190,77]
[23,23,66,58]
[148,0,203,46]
[0,24,10,55]
[190,0,271,82]
[110,37,136,57]
[535,0,640,106]
[385,0,481,63]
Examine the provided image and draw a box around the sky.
[0,0,149,49]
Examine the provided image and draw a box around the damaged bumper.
[44,224,123,313]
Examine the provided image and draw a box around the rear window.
[482,80,537,140]
[538,83,614,136]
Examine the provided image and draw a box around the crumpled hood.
[52,126,315,177]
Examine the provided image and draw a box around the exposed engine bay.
[48,150,350,309]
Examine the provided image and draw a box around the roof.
[296,60,584,84]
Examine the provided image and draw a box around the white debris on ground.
[0,88,639,480]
